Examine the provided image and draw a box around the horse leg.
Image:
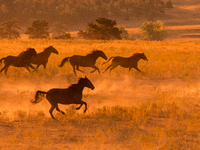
[0,66,7,73]
[75,101,87,113]
[83,101,87,113]
[90,66,100,74]
[42,63,46,69]
[36,64,40,69]
[76,104,83,110]
[0,65,9,75]
[76,66,84,73]
[26,64,36,72]
[56,104,65,115]
[102,65,112,73]
[4,68,9,75]
[134,66,141,72]
[72,65,77,76]
[25,67,31,73]
[109,65,118,73]
[81,101,87,113]
[49,105,56,119]
[29,64,35,70]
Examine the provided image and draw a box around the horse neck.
[131,55,142,62]
[86,53,100,61]
[42,50,52,57]
[77,81,88,92]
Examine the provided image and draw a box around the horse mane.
[130,52,143,57]
[44,46,53,51]
[17,48,34,57]
[86,49,101,56]
[68,77,85,89]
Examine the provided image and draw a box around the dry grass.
[0,39,200,149]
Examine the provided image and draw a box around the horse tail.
[31,90,47,104]
[0,57,5,64]
[101,56,114,66]
[58,57,70,67]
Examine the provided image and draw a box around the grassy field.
[0,39,200,149]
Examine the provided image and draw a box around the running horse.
[102,52,148,73]
[31,76,95,119]
[0,48,37,75]
[31,46,59,69]
[58,50,107,76]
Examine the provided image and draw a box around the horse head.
[96,50,107,60]
[140,53,148,61]
[26,48,37,59]
[46,46,59,54]
[79,76,95,90]
[131,52,148,61]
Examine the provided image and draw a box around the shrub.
[78,17,122,40]
[25,19,50,39]
[140,20,167,41]
[0,18,21,39]
[53,33,73,39]
[165,0,174,8]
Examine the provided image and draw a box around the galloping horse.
[58,50,107,76]
[102,52,148,73]
[31,76,95,119]
[0,48,37,75]
[31,46,59,69]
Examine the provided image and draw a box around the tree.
[140,20,167,41]
[118,25,134,40]
[51,21,68,38]
[0,18,21,39]
[25,19,49,39]
[78,17,122,40]
[142,0,165,21]
[165,0,173,8]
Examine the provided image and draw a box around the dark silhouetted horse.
[58,50,107,76]
[0,48,37,75]
[102,52,148,73]
[31,76,95,119]
[31,46,59,69]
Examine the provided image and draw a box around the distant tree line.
[0,0,172,27]
[0,17,167,41]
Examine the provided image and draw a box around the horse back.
[70,55,95,66]
[46,88,82,104]
[31,52,48,64]
[3,56,18,65]
[112,56,137,68]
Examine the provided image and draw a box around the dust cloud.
[1,74,200,119]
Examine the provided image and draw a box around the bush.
[25,19,50,39]
[78,17,122,40]
[0,18,21,39]
[140,20,167,41]
[53,33,73,39]
[165,0,174,8]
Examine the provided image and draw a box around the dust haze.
[1,72,200,119]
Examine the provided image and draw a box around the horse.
[102,52,148,73]
[58,50,107,76]
[31,76,95,119]
[31,46,59,69]
[0,48,37,75]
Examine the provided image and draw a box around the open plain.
[1,1,200,149]
[0,39,200,150]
